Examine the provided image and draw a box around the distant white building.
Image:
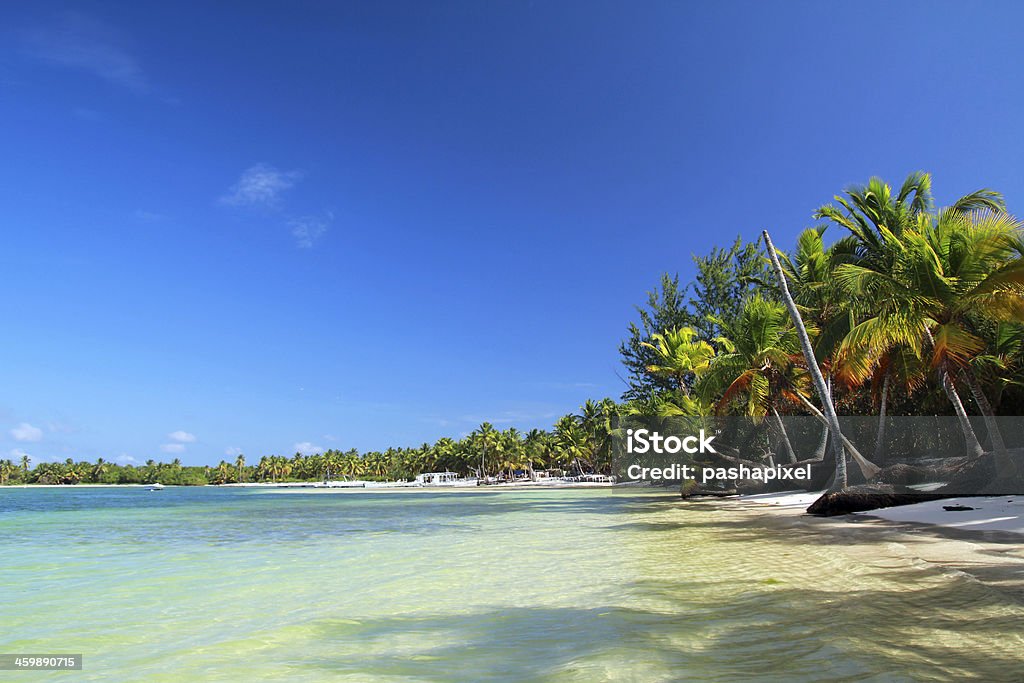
[415,471,461,485]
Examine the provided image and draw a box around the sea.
[1,487,1022,681]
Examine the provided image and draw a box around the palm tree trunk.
[796,393,881,480]
[940,362,984,457]
[959,367,1016,478]
[763,230,848,490]
[923,327,984,457]
[771,407,798,463]
[812,423,828,462]
[872,367,891,466]
[959,368,1005,450]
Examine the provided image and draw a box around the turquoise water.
[1,487,1022,682]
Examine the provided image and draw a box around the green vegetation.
[4,173,1022,487]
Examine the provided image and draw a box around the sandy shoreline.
[716,491,1024,603]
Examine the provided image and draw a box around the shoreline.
[0,481,620,490]
[715,491,1024,602]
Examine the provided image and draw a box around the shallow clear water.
[1,487,1022,682]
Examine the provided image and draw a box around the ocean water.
[1,487,1022,682]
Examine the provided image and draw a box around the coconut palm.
[640,327,716,396]
[835,207,1024,469]
[699,296,808,429]
[0,459,14,485]
[470,422,499,478]
[819,173,1011,455]
[552,414,589,475]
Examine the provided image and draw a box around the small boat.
[146,483,165,491]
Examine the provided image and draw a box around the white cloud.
[221,163,301,207]
[289,212,332,248]
[168,430,196,443]
[21,12,149,92]
[160,443,185,453]
[11,422,43,442]
[116,454,139,465]
[9,448,31,462]
[293,441,324,456]
[225,446,243,457]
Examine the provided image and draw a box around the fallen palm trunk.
[806,484,951,516]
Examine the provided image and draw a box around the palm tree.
[0,459,14,485]
[470,422,499,479]
[641,328,716,396]
[763,230,852,487]
[819,172,1009,455]
[553,414,589,475]
[235,454,246,482]
[835,206,1024,467]
[699,295,809,465]
[523,428,551,478]
[91,458,109,482]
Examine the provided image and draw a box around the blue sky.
[2,1,1023,465]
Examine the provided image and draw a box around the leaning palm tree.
[763,231,856,487]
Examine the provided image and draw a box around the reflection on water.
[1,487,1022,681]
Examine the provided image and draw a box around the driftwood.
[806,484,950,516]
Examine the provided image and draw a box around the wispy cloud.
[225,446,244,457]
[160,443,185,454]
[221,163,301,207]
[10,422,43,442]
[167,430,196,443]
[289,212,332,248]
[21,12,149,92]
[293,441,324,456]
[116,454,139,465]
